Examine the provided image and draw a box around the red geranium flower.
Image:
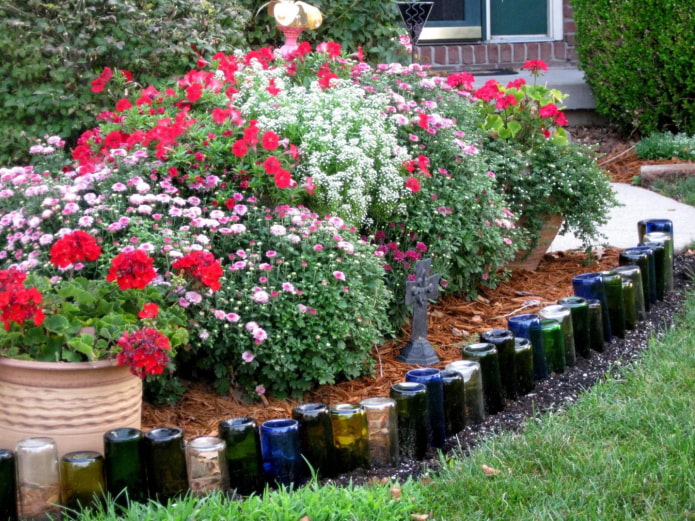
[405,177,421,193]
[117,327,171,378]
[172,251,223,291]
[106,249,157,290]
[138,303,160,319]
[50,231,102,268]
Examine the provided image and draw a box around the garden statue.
[397,258,441,365]
[261,0,323,58]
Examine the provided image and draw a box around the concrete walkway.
[548,183,695,254]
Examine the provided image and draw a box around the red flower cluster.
[106,249,158,290]
[49,231,103,268]
[172,251,223,292]
[0,268,44,331]
[90,67,133,94]
[116,327,172,378]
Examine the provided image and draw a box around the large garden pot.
[0,358,142,457]
[507,213,563,271]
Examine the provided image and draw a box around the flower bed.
[0,43,616,398]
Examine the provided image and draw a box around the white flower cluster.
[237,75,411,226]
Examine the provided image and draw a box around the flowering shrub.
[0,44,617,399]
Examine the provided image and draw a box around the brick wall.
[416,0,577,71]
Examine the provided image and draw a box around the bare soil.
[142,125,695,487]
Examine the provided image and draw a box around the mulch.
[141,125,688,440]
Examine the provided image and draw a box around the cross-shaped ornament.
[397,258,441,365]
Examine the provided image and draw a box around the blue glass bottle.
[260,419,303,489]
[405,368,446,448]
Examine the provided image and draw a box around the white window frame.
[485,0,564,42]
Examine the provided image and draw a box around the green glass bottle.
[444,360,486,425]
[389,382,429,461]
[613,265,647,322]
[143,427,188,502]
[330,404,370,473]
[60,451,105,511]
[104,428,146,505]
[539,305,574,367]
[514,338,535,396]
[557,296,591,359]
[292,404,336,478]
[218,417,263,496]
[360,397,399,468]
[619,248,652,311]
[601,270,625,339]
[640,240,666,300]
[586,299,606,353]
[0,449,18,521]
[643,231,674,293]
[480,329,517,400]
[532,319,565,374]
[439,370,466,437]
[621,278,637,330]
[461,342,504,414]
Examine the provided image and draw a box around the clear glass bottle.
[185,436,229,495]
[360,397,399,468]
[15,437,61,521]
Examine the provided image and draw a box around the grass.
[71,291,695,521]
[651,176,695,207]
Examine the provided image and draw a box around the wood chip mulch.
[142,248,621,440]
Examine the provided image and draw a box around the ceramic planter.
[0,358,142,458]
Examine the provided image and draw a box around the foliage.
[178,203,392,397]
[636,132,695,160]
[0,45,617,399]
[241,0,405,63]
[0,0,252,166]
[572,0,695,135]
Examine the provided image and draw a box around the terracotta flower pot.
[0,358,142,457]
[507,213,563,271]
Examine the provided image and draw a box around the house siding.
[416,0,577,71]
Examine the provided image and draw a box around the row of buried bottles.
[0,219,675,521]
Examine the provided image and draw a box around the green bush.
[572,0,695,135]
[0,0,251,166]
[636,132,695,160]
